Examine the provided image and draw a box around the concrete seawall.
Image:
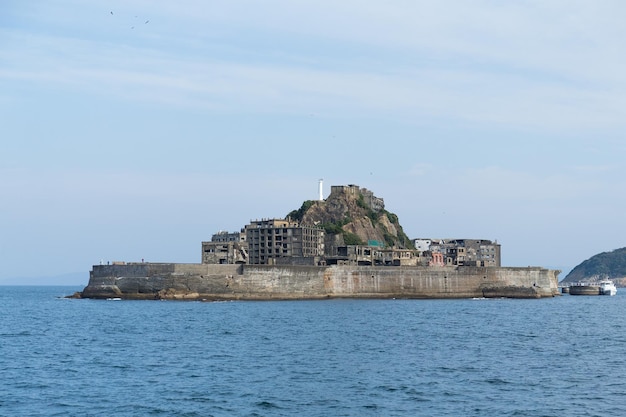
[80,263,560,300]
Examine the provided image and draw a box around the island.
[77,184,560,300]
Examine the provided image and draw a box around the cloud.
[3,1,626,131]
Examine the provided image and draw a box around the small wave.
[485,377,512,385]
[255,400,282,409]
[1,330,32,337]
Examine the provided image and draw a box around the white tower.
[318,179,324,201]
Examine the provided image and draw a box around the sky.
[2,1,626,285]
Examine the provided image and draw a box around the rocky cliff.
[286,185,413,254]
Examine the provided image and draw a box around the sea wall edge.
[78,263,560,300]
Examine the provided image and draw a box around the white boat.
[599,279,617,296]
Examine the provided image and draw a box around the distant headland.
[560,247,626,287]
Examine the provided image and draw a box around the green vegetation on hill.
[286,200,315,222]
[563,247,626,282]
[342,231,365,246]
[285,188,414,250]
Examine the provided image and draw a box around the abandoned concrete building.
[203,218,325,265]
[202,228,499,268]
[245,218,325,265]
[414,238,501,267]
[324,245,424,266]
[330,184,385,212]
[201,231,248,264]
[202,185,500,267]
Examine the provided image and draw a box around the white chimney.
[318,179,324,201]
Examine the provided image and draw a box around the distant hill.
[562,247,626,286]
[286,185,414,254]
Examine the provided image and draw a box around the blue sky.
[2,1,626,284]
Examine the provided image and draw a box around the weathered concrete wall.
[80,263,560,300]
[321,265,558,298]
[83,263,242,300]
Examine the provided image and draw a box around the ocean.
[1,286,625,417]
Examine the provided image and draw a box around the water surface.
[1,287,624,416]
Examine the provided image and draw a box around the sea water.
[1,286,625,417]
